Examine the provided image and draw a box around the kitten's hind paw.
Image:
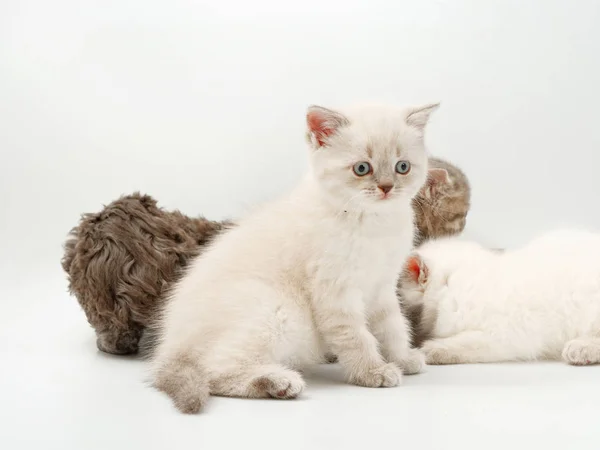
[252,369,306,399]
[421,341,464,365]
[562,338,600,366]
[350,363,403,388]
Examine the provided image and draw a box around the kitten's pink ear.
[306,105,349,148]
[420,168,450,197]
[404,254,428,285]
[427,168,450,186]
[406,103,440,130]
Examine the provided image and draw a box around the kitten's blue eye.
[353,162,371,176]
[395,160,411,174]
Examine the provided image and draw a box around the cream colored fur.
[399,230,600,366]
[151,103,439,413]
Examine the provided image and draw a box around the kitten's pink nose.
[378,184,393,194]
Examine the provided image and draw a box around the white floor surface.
[2,275,599,450]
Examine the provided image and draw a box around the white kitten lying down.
[398,230,600,366]
[151,102,441,413]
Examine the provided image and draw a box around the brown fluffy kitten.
[412,157,470,246]
[63,157,469,355]
[61,193,232,355]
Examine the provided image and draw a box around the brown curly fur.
[61,193,232,355]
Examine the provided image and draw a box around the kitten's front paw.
[393,348,426,375]
[350,363,403,388]
[562,339,600,366]
[421,341,463,365]
[253,369,306,399]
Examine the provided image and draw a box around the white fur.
[151,103,438,412]
[399,230,600,365]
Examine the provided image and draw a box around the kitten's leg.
[421,331,505,364]
[562,337,600,365]
[154,350,305,413]
[312,287,403,388]
[209,363,306,399]
[369,290,425,375]
[194,294,306,400]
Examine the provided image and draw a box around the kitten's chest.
[318,214,413,284]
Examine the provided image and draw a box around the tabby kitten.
[412,157,470,246]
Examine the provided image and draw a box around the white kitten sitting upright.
[151,103,439,413]
[398,230,600,366]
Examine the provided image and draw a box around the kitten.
[151,102,439,413]
[398,230,600,365]
[412,157,470,247]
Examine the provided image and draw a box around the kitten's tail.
[153,351,209,414]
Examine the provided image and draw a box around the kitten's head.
[412,158,471,246]
[306,103,439,211]
[398,237,489,310]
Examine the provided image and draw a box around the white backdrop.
[3,2,600,448]
[2,0,600,287]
